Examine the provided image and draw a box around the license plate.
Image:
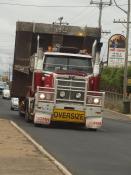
[52,109,85,123]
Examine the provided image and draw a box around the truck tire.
[25,100,31,123]
[25,111,31,123]
[34,123,42,127]
[89,128,97,131]
[19,110,25,117]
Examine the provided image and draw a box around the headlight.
[76,92,81,99]
[93,98,99,104]
[39,93,45,100]
[60,91,65,98]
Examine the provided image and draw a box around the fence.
[105,91,123,112]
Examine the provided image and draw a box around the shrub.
[100,66,125,93]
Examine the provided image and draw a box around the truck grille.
[56,76,86,104]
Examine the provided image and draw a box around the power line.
[69,7,98,25]
[0,2,97,7]
[68,7,89,23]
[0,2,129,8]
[114,0,127,14]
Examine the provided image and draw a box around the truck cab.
[31,47,105,129]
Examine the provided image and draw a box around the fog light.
[76,92,81,99]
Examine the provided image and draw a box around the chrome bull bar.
[36,78,105,107]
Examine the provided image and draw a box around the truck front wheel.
[25,110,31,122]
[25,99,32,123]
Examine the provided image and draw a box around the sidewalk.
[103,108,131,121]
[0,119,70,175]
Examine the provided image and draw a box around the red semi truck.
[11,21,105,129]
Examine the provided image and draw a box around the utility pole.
[124,0,130,100]
[90,1,112,68]
[8,64,10,83]
[113,0,130,100]
[90,0,112,29]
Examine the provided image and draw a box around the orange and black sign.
[52,109,85,123]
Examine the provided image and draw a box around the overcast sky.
[0,0,130,74]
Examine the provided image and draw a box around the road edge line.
[10,121,72,175]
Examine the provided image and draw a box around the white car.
[2,85,10,99]
[0,81,7,94]
[11,98,19,110]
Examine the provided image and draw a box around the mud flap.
[85,117,102,129]
[34,112,51,125]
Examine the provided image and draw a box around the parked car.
[2,85,10,99]
[0,81,6,94]
[11,97,19,110]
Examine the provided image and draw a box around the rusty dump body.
[11,21,101,98]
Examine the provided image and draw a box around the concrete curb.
[10,121,72,175]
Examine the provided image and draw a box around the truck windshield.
[43,55,93,73]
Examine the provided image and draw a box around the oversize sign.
[108,34,126,67]
[52,109,85,123]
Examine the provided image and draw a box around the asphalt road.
[1,96,131,175]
